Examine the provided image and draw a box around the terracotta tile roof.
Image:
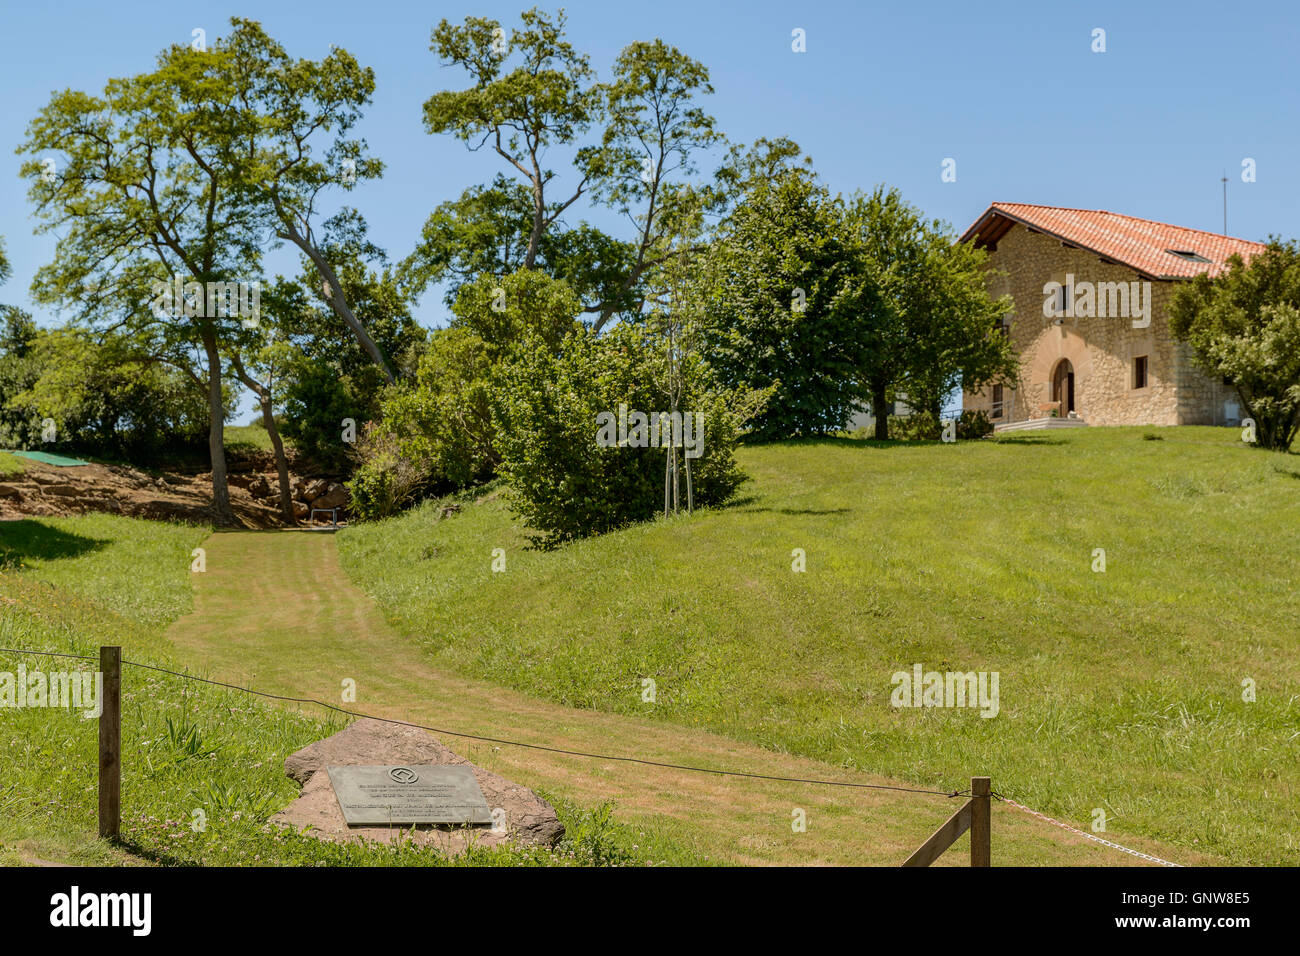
[961,202,1267,279]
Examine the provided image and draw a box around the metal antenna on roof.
[1221,170,1228,235]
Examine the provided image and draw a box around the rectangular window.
[1134,355,1149,390]
[991,384,1004,419]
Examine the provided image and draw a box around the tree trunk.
[524,177,544,270]
[261,398,295,524]
[228,354,295,524]
[201,330,235,526]
[297,240,395,384]
[664,449,672,517]
[271,199,395,383]
[684,455,693,514]
[872,381,891,440]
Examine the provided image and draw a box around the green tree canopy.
[19,37,266,522]
[697,170,869,439]
[410,9,798,330]
[843,187,1015,437]
[1170,239,1300,451]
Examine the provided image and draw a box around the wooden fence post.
[98,645,121,840]
[970,776,990,867]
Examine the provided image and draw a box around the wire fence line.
[0,645,959,796]
[0,644,1184,865]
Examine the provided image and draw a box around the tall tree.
[415,10,748,329]
[423,8,601,273]
[268,229,424,470]
[1170,239,1300,451]
[697,170,866,439]
[586,38,721,331]
[19,58,263,523]
[213,19,396,383]
[225,330,296,523]
[843,187,1014,438]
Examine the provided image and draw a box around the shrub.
[280,359,378,471]
[345,422,427,521]
[492,323,750,548]
[345,271,585,517]
[957,409,994,439]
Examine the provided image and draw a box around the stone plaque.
[326,765,493,826]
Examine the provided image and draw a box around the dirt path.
[163,529,1195,866]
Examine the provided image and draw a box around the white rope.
[1000,797,1183,867]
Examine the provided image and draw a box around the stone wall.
[963,223,1237,426]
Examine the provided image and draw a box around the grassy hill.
[338,426,1300,866]
[0,514,659,866]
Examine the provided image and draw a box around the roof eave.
[964,205,1166,279]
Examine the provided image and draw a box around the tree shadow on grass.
[0,519,109,567]
[751,435,1069,449]
[724,495,851,516]
[989,435,1069,446]
[754,436,938,451]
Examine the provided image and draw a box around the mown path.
[163,529,1194,866]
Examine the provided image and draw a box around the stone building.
[960,203,1264,428]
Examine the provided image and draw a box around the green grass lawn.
[338,426,1300,866]
[224,423,288,454]
[0,451,26,478]
[0,514,668,866]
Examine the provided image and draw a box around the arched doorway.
[1051,359,1075,415]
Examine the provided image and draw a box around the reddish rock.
[272,718,564,854]
[303,478,331,501]
[310,483,349,511]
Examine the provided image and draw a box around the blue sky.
[1,0,1296,415]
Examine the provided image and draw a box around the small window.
[1165,249,1211,263]
[1134,355,1149,390]
[991,384,1004,419]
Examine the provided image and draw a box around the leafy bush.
[957,409,994,439]
[346,271,583,515]
[279,359,377,471]
[373,326,499,489]
[345,422,428,521]
[492,323,750,547]
[5,324,209,457]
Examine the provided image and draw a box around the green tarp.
[5,450,91,467]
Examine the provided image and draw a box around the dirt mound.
[0,456,346,529]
